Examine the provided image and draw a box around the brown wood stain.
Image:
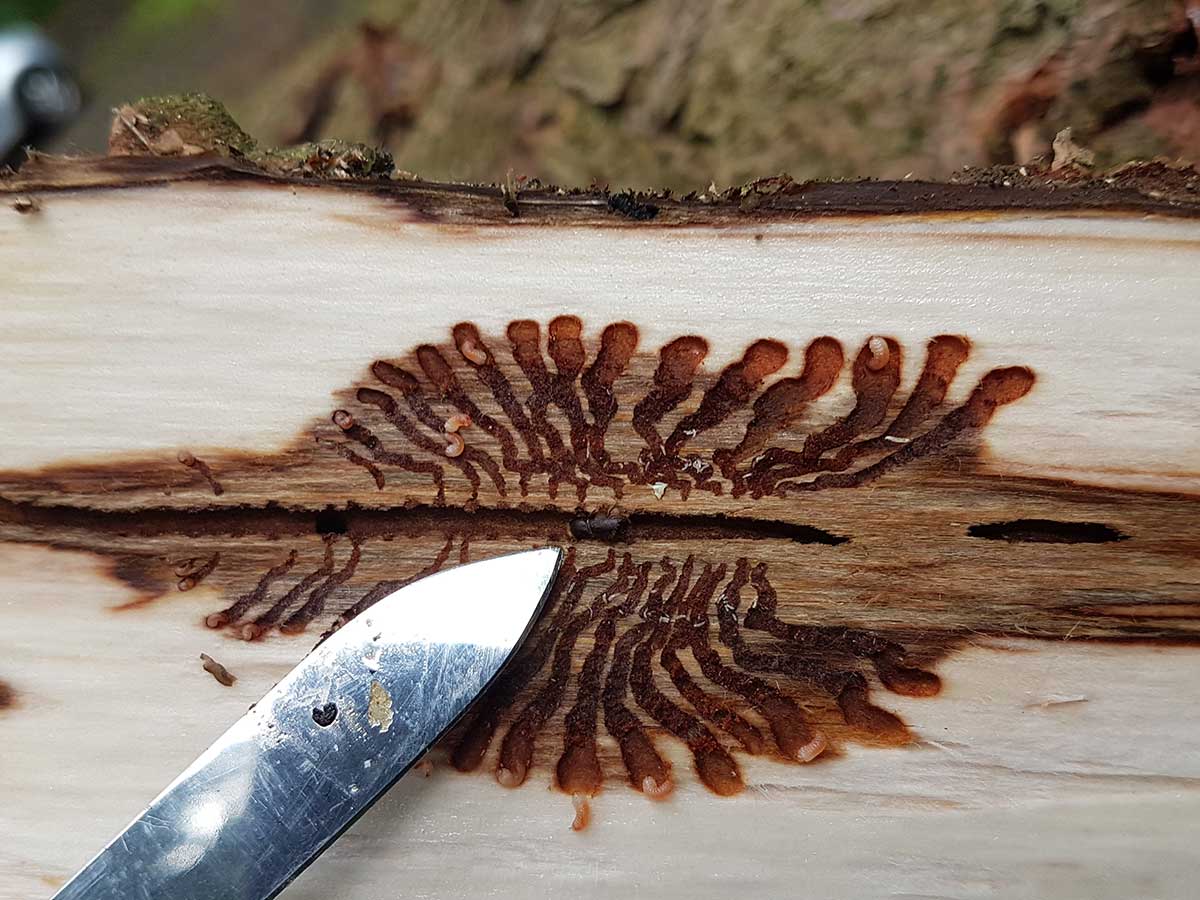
[0,320,1196,802]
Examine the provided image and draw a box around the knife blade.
[50,546,563,900]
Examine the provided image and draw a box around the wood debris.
[199,653,236,687]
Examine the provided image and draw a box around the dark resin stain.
[1,318,1196,808]
[968,519,1129,544]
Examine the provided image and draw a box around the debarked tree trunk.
[1,144,1199,900]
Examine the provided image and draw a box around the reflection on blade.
[52,547,563,900]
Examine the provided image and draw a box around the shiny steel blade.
[52,546,563,900]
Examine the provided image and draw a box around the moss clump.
[260,140,394,180]
[111,93,257,156]
[138,94,253,149]
[107,93,393,180]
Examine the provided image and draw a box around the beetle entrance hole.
[315,508,350,536]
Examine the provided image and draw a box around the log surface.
[1,163,1198,899]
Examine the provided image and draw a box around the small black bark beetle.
[569,508,629,543]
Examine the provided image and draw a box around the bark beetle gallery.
[1,318,1196,819]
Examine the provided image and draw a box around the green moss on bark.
[110,93,393,180]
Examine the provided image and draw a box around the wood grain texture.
[1,168,1198,899]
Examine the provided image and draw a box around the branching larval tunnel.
[2,318,1198,825]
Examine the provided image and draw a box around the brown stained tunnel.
[1,318,1197,811]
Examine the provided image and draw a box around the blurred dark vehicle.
[1,25,80,167]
